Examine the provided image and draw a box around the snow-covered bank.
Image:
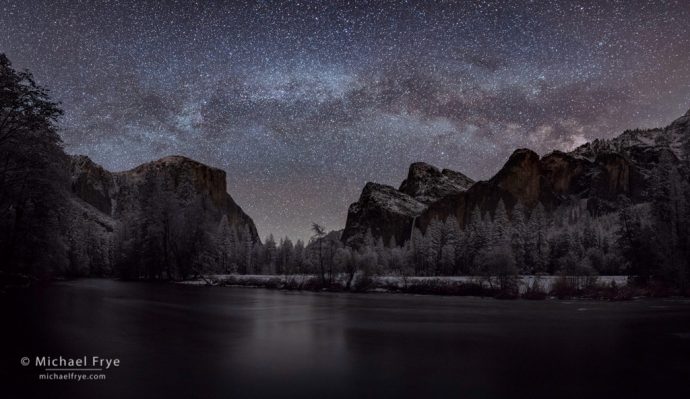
[179,274,630,297]
[375,275,628,294]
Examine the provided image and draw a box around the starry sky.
[1,0,689,241]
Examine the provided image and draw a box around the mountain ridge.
[342,108,690,247]
[66,153,260,277]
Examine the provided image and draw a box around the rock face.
[572,109,690,164]
[488,149,543,207]
[419,147,640,231]
[70,155,116,215]
[342,165,472,247]
[71,155,259,242]
[399,162,474,204]
[571,108,690,199]
[341,182,427,247]
[67,155,260,276]
[342,109,690,246]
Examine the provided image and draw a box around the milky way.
[1,0,689,240]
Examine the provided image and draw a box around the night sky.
[1,0,689,241]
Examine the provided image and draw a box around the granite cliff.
[342,109,690,246]
[65,155,259,277]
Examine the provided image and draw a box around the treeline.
[202,203,623,281]
[232,151,690,291]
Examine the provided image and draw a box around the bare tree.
[311,223,326,286]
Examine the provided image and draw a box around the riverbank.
[4,272,682,300]
[177,274,669,300]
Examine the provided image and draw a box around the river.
[2,279,690,398]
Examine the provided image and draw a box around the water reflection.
[2,280,690,399]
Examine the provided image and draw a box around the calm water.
[2,279,690,399]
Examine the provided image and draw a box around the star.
[0,0,688,241]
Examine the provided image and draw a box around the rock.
[572,108,690,165]
[341,182,427,247]
[539,151,590,197]
[399,162,473,204]
[68,154,260,270]
[111,155,258,239]
[418,182,515,229]
[343,108,690,245]
[70,155,116,215]
[418,149,637,232]
[488,149,542,207]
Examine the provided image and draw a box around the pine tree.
[279,237,294,275]
[294,239,305,274]
[443,216,461,274]
[617,207,656,282]
[466,207,489,273]
[527,203,549,273]
[650,150,687,282]
[492,199,510,242]
[375,237,389,271]
[264,234,277,274]
[510,202,528,272]
[426,218,443,274]
[410,227,426,275]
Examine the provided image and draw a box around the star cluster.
[2,0,689,240]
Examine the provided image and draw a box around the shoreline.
[177,274,655,301]
[4,273,685,301]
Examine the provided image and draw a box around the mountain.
[572,108,690,163]
[71,155,258,239]
[341,182,428,247]
[399,162,474,204]
[66,155,260,277]
[342,109,690,246]
[341,163,473,246]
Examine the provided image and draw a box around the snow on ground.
[180,274,629,294]
[376,275,628,293]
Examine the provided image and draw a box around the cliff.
[342,108,690,246]
[66,155,260,277]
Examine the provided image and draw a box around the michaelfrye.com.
[20,355,120,382]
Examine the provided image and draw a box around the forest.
[192,186,689,296]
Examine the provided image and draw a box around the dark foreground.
[2,280,690,399]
